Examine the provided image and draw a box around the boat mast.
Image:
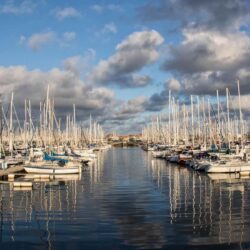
[197,96,201,145]
[191,95,194,146]
[216,90,221,148]
[0,94,3,157]
[226,88,230,149]
[9,92,14,156]
[207,98,212,148]
[24,99,27,148]
[237,80,243,147]
[168,90,171,145]
[202,97,206,149]
[89,114,92,146]
[73,104,76,146]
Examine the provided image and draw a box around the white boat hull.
[205,163,250,173]
[24,166,80,174]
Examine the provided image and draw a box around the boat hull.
[205,164,250,173]
[24,166,80,174]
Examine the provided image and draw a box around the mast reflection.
[148,157,250,247]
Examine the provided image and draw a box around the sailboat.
[24,165,81,174]
[24,152,81,174]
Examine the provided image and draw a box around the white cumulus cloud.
[53,7,81,20]
[63,49,96,76]
[23,31,55,51]
[88,30,164,88]
[90,4,122,13]
[101,23,117,35]
[0,0,35,14]
[20,31,77,51]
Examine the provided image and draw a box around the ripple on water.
[0,148,250,250]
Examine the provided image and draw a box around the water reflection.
[149,156,250,249]
[0,148,250,249]
[0,176,81,244]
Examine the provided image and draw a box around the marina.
[1,0,250,248]
[0,147,250,249]
[141,81,250,175]
[0,74,249,250]
[0,81,250,249]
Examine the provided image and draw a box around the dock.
[0,165,24,177]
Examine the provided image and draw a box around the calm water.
[0,147,250,250]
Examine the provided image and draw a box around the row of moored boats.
[143,144,250,174]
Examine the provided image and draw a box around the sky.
[0,0,250,134]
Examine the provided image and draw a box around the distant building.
[105,133,142,145]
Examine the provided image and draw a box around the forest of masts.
[0,86,105,155]
[142,81,249,149]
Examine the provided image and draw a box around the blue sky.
[0,0,250,133]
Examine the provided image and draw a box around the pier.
[0,165,24,177]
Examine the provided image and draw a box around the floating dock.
[0,165,24,177]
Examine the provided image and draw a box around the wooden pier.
[0,165,24,177]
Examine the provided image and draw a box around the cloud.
[175,71,250,96]
[231,95,250,113]
[20,31,76,51]
[90,4,122,13]
[119,96,148,116]
[166,78,181,91]
[138,79,185,112]
[62,32,76,42]
[0,65,154,133]
[163,28,250,74]
[0,65,166,133]
[19,35,26,44]
[88,30,164,88]
[0,0,35,15]
[53,7,81,20]
[138,0,249,31]
[96,96,151,133]
[20,31,55,51]
[0,65,116,122]
[63,49,96,76]
[131,75,152,87]
[145,90,169,112]
[101,23,117,35]
[136,0,250,103]
[160,28,250,95]
[139,73,250,116]
[90,4,103,13]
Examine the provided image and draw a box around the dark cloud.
[162,29,250,74]
[0,66,116,124]
[142,79,181,112]
[138,0,249,31]
[178,70,250,96]
[119,96,147,115]
[158,27,250,95]
[0,65,158,133]
[0,65,163,134]
[137,0,250,99]
[92,74,152,89]
[145,91,168,112]
[103,118,148,135]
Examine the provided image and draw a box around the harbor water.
[0,147,250,249]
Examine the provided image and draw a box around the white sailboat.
[24,165,81,174]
